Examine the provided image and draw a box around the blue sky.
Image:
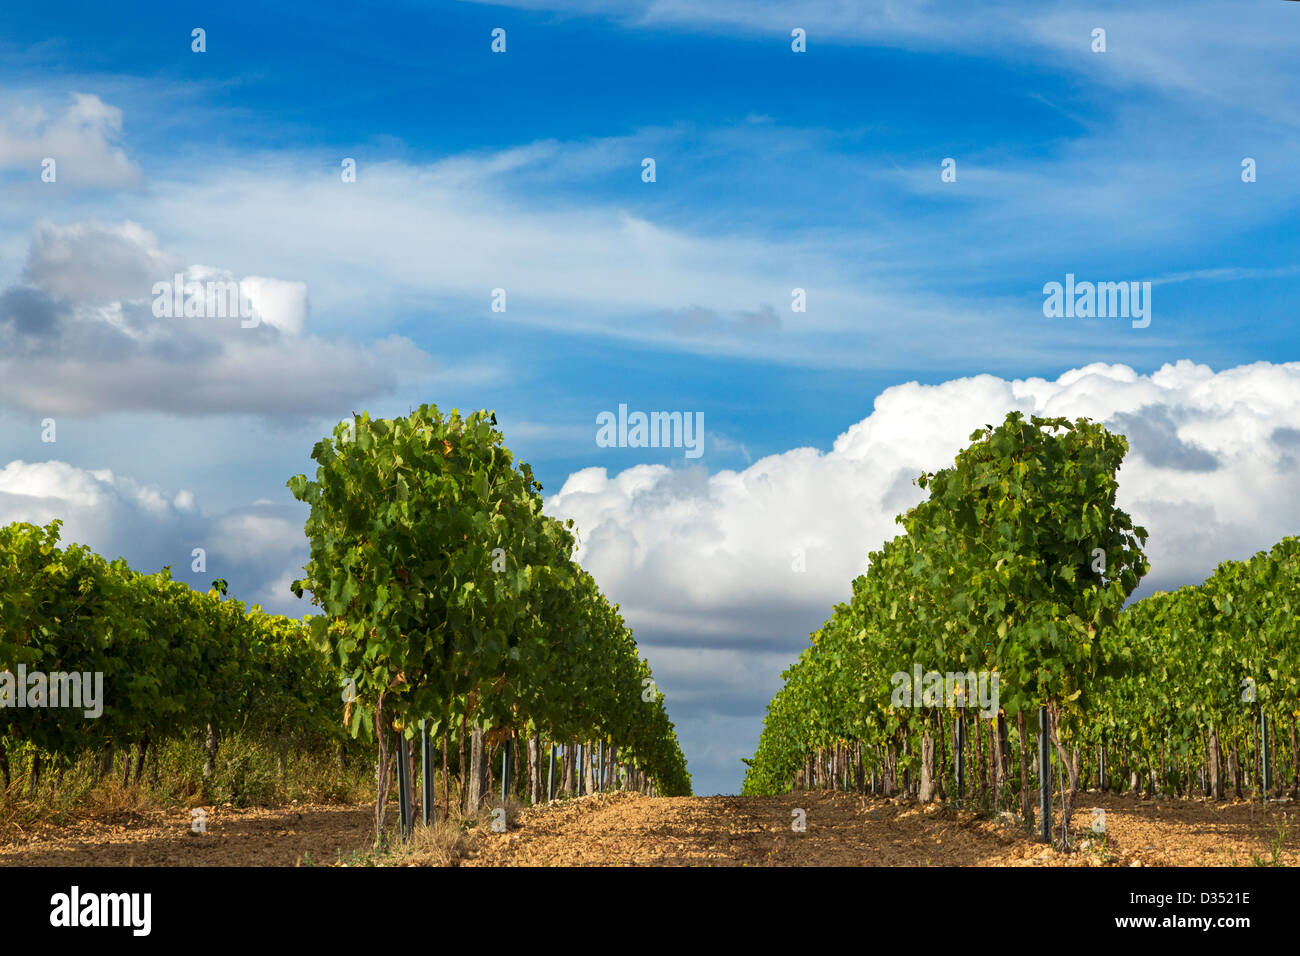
[1,1,1298,795]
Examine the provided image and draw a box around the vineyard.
[743,412,1300,850]
[7,0,1300,927]
[2,405,1296,866]
[0,405,690,846]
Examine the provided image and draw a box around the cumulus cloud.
[24,219,173,300]
[235,275,309,335]
[0,459,205,571]
[0,459,308,613]
[0,93,141,188]
[1110,405,1220,473]
[546,360,1300,789]
[0,220,435,416]
[551,360,1300,641]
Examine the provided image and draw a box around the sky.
[1,0,1298,796]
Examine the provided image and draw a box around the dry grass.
[381,796,526,866]
[393,817,472,866]
[0,773,165,838]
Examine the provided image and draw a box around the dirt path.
[0,791,1295,866]
[466,791,1300,867]
[466,790,1037,866]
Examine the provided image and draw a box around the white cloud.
[0,93,141,187]
[237,275,309,335]
[0,459,203,570]
[209,511,303,566]
[23,219,174,300]
[548,359,1300,647]
[0,219,436,416]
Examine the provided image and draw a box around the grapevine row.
[287,404,690,837]
[743,411,1298,847]
[0,404,690,835]
[0,520,339,792]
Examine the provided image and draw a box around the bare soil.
[1,791,1295,866]
[0,803,372,866]
[464,790,1299,867]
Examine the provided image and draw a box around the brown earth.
[1,790,1295,866]
[0,803,373,866]
[464,790,1299,867]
